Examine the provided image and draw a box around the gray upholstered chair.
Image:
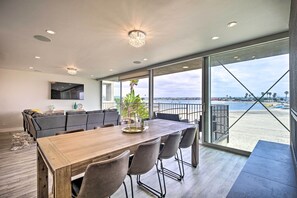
[72,150,130,198]
[127,138,161,198]
[177,127,197,178]
[156,113,188,123]
[156,131,182,197]
[86,110,104,130]
[66,111,87,131]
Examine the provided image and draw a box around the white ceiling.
[0,0,290,79]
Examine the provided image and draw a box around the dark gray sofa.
[23,109,120,139]
[66,111,88,131]
[86,110,104,130]
[28,114,66,138]
[103,110,120,126]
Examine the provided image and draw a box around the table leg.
[53,166,72,198]
[191,130,199,167]
[37,150,48,198]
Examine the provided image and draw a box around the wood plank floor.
[0,132,247,198]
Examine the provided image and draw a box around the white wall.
[0,68,100,132]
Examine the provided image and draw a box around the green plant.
[121,79,149,120]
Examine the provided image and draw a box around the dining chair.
[177,127,197,178]
[127,138,161,198]
[155,131,182,197]
[71,150,130,198]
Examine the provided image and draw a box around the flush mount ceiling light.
[227,21,238,28]
[212,36,219,40]
[133,60,141,64]
[128,30,146,48]
[182,66,189,69]
[35,56,40,59]
[67,67,78,75]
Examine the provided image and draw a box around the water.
[153,99,265,111]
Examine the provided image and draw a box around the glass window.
[208,38,290,151]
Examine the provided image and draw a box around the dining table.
[37,119,199,198]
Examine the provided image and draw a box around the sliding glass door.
[206,38,290,151]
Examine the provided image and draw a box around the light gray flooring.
[0,132,247,198]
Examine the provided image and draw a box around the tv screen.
[50,82,84,100]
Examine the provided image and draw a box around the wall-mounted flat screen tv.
[50,82,84,100]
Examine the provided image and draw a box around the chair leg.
[158,154,183,181]
[175,148,194,168]
[179,148,185,178]
[123,181,128,198]
[128,174,134,198]
[136,163,165,198]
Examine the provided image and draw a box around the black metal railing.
[152,103,203,124]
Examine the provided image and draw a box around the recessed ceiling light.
[29,66,34,70]
[35,56,41,59]
[133,61,141,64]
[182,66,189,69]
[90,75,94,77]
[109,69,113,72]
[143,58,148,61]
[234,56,238,59]
[46,29,55,35]
[227,21,237,28]
[212,36,219,40]
[252,56,256,59]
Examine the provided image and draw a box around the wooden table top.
[37,119,193,173]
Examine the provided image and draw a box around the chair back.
[180,127,196,149]
[77,150,130,198]
[159,131,182,159]
[156,113,180,121]
[128,138,161,175]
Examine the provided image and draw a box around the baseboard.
[0,127,23,133]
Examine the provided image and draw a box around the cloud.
[114,54,289,98]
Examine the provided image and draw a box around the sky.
[112,54,289,98]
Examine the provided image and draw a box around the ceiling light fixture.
[234,56,238,59]
[227,21,238,28]
[212,36,219,40]
[67,67,77,75]
[182,66,189,69]
[46,29,55,35]
[35,56,41,59]
[109,69,113,72]
[29,66,34,70]
[128,30,146,48]
[143,58,148,61]
[252,56,256,59]
[133,61,141,64]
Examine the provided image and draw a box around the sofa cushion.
[87,110,104,114]
[66,111,86,115]
[33,115,66,130]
